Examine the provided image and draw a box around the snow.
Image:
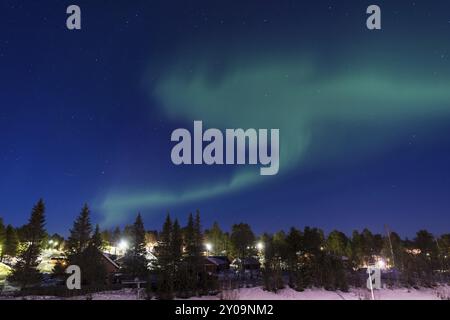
[0,289,145,300]
[69,289,145,300]
[187,286,450,301]
[0,262,11,277]
[2,285,449,300]
[0,262,12,286]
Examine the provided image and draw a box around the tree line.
[1,199,449,298]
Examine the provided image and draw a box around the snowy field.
[2,285,449,300]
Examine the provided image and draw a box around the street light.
[376,259,386,270]
[256,242,264,251]
[205,243,212,256]
[118,239,129,252]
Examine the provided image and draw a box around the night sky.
[1,0,450,237]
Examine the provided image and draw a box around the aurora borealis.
[1,0,450,236]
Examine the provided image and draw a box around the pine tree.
[8,199,46,289]
[285,227,303,290]
[262,234,285,292]
[3,225,19,258]
[67,204,92,256]
[172,219,183,266]
[205,222,228,256]
[81,224,107,286]
[123,213,149,279]
[351,230,364,268]
[194,210,203,255]
[91,224,103,249]
[172,219,184,294]
[184,212,203,294]
[66,206,107,286]
[184,213,196,257]
[155,214,174,299]
[190,211,209,295]
[361,228,375,262]
[326,230,350,257]
[230,223,255,260]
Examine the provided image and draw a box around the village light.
[118,239,129,251]
[205,243,212,256]
[376,259,386,269]
[256,242,264,251]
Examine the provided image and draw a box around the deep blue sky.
[1,0,450,237]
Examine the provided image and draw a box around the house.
[202,256,230,274]
[230,257,260,271]
[114,251,157,269]
[101,253,122,284]
[101,253,120,274]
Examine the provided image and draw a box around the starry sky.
[1,0,450,237]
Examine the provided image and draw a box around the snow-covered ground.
[2,285,449,300]
[193,286,450,300]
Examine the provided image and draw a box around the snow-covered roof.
[102,253,120,269]
[205,256,229,266]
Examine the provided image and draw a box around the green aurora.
[99,43,450,225]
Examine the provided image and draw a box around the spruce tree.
[123,213,149,279]
[67,206,107,286]
[91,224,103,249]
[326,230,351,260]
[187,211,203,260]
[8,199,46,289]
[205,222,227,256]
[67,204,92,256]
[3,225,19,258]
[184,210,209,295]
[285,227,303,289]
[171,219,184,294]
[172,219,183,261]
[81,225,107,286]
[155,214,174,299]
[194,210,203,253]
[230,223,255,260]
[184,213,202,294]
[262,234,284,292]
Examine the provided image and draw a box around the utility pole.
[384,225,395,268]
